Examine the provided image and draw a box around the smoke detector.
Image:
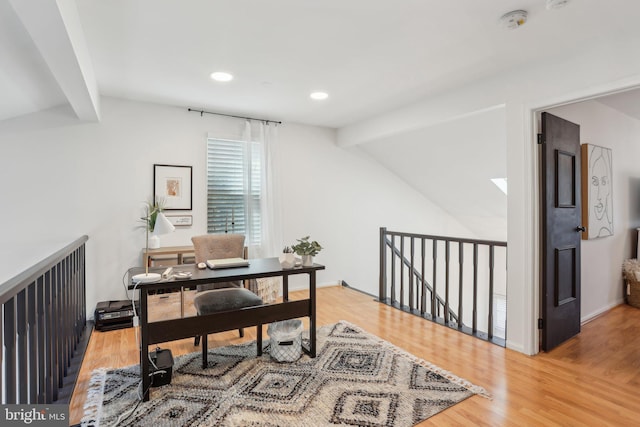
[499,10,528,30]
[546,0,571,10]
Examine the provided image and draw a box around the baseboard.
[339,280,378,299]
[581,299,625,324]
[505,341,528,355]
[288,280,342,292]
[287,280,378,298]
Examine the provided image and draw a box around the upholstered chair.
[191,234,263,357]
[191,233,246,291]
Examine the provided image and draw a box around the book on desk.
[206,257,250,269]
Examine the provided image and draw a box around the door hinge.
[537,133,544,144]
[538,318,544,329]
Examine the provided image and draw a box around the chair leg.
[238,328,244,338]
[202,334,208,369]
[257,324,262,356]
[194,335,200,346]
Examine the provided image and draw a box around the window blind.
[206,138,262,245]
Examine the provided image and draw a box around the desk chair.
[191,234,262,354]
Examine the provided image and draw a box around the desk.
[143,245,195,267]
[128,258,325,401]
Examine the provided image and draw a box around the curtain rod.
[187,108,282,125]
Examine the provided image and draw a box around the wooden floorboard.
[70,286,640,426]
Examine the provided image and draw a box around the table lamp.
[149,210,175,248]
[133,210,176,283]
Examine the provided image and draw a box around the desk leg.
[310,271,316,357]
[283,275,289,302]
[140,289,151,401]
[257,324,263,356]
[180,286,184,318]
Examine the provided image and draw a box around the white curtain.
[244,120,283,259]
[243,120,282,303]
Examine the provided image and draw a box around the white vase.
[301,255,314,267]
[279,253,296,269]
[148,235,160,249]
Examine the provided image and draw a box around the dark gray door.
[540,112,582,351]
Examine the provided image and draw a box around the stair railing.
[379,227,507,346]
[0,236,89,404]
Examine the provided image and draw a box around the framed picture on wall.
[154,164,192,210]
[581,144,613,239]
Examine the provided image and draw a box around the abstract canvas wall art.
[581,144,613,239]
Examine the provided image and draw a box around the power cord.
[149,346,162,371]
[122,269,141,341]
[112,274,169,426]
[111,349,168,426]
[121,269,130,295]
[111,377,151,427]
[129,280,141,350]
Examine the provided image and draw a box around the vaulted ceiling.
[3,0,640,240]
[4,0,640,128]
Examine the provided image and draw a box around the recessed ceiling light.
[210,72,233,82]
[310,92,329,100]
[499,10,528,30]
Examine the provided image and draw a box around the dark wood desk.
[128,258,325,401]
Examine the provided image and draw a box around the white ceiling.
[3,0,640,240]
[3,0,640,128]
[596,88,640,122]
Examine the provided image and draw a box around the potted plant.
[291,236,323,267]
[142,197,165,249]
[279,246,296,269]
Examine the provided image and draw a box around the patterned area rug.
[82,321,488,426]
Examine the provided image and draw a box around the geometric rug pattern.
[82,321,488,426]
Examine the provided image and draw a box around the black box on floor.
[94,300,138,331]
[150,348,174,387]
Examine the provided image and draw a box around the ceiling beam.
[336,74,508,148]
[9,0,100,122]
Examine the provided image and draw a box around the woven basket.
[249,277,279,304]
[267,319,303,362]
[622,259,640,308]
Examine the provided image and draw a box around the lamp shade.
[152,212,176,236]
[133,209,176,284]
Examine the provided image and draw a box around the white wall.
[0,96,472,317]
[547,101,640,320]
[357,107,507,241]
[277,122,475,291]
[338,36,640,353]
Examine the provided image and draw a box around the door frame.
[522,77,640,355]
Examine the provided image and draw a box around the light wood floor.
[70,286,640,426]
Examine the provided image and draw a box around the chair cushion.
[194,288,263,315]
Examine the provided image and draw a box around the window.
[206,138,262,245]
